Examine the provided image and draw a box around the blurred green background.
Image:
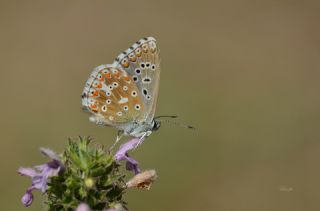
[1,0,320,210]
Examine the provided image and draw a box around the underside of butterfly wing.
[113,37,161,123]
[82,65,145,127]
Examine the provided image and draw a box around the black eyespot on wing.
[135,104,141,110]
[142,77,151,83]
[143,89,148,95]
[135,69,141,74]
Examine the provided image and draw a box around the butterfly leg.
[135,134,146,149]
[135,131,152,149]
[109,130,124,152]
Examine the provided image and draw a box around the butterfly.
[81,37,162,144]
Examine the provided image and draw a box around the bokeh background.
[1,0,320,210]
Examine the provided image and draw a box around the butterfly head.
[152,118,161,131]
[123,119,160,138]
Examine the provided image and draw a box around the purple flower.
[21,188,33,207]
[114,138,144,174]
[76,203,91,211]
[76,203,127,211]
[18,148,63,207]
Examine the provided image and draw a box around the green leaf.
[46,137,126,210]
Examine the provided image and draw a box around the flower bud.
[84,178,94,188]
[126,169,157,190]
[21,191,33,207]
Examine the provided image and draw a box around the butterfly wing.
[82,64,146,128]
[112,37,160,123]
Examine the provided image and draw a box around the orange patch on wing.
[93,90,99,97]
[113,72,121,78]
[133,98,140,103]
[124,76,130,81]
[90,104,98,111]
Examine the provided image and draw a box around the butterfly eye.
[134,104,141,110]
[121,58,129,68]
[123,86,128,91]
[106,99,112,104]
[135,68,141,75]
[131,90,137,97]
[128,53,136,62]
[142,44,148,53]
[123,105,129,111]
[135,48,142,57]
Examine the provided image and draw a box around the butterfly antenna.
[155,115,178,119]
[159,119,195,130]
